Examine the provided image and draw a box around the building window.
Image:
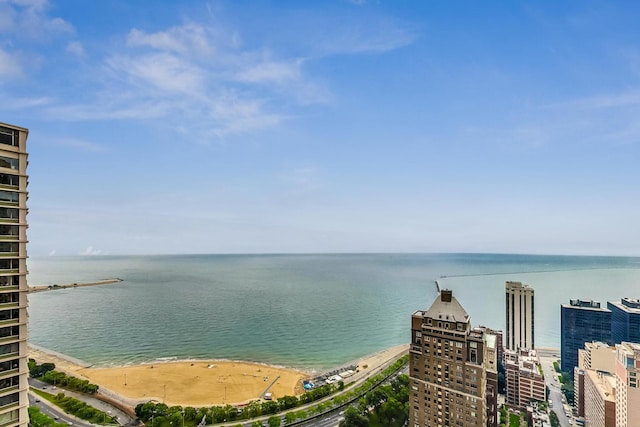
[0,242,18,253]
[0,174,18,187]
[0,128,18,147]
[0,208,18,220]
[0,157,18,170]
[0,276,19,287]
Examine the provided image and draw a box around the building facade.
[410,290,491,427]
[583,369,616,427]
[504,348,545,409]
[615,342,640,427]
[575,341,616,417]
[505,281,534,351]
[608,298,640,345]
[560,300,612,372]
[0,123,29,426]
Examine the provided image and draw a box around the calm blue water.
[26,253,640,370]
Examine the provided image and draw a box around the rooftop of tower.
[421,289,470,323]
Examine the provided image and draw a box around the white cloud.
[52,138,107,152]
[0,48,22,78]
[66,41,85,58]
[106,52,205,95]
[236,59,303,84]
[558,90,640,109]
[0,0,73,39]
[48,249,56,256]
[79,246,102,256]
[15,13,413,138]
[127,24,211,55]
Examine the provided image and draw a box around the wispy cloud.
[0,48,22,78]
[79,246,103,256]
[66,41,85,58]
[0,0,73,39]
[105,52,206,95]
[126,24,211,55]
[236,59,303,84]
[52,137,108,152]
[555,90,640,109]
[5,7,416,139]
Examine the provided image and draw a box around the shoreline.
[28,343,409,407]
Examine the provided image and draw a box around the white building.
[505,281,534,351]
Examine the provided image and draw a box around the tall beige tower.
[410,290,492,427]
[0,123,28,426]
[615,342,640,427]
[505,281,535,351]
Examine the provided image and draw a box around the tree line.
[135,355,409,426]
[28,359,99,394]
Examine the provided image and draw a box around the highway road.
[28,392,93,427]
[29,378,133,425]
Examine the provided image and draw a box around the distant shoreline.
[28,278,123,293]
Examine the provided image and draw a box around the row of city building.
[408,278,640,427]
[572,340,640,427]
[408,282,546,427]
[559,296,640,427]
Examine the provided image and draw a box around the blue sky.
[2,0,640,256]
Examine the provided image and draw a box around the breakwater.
[28,278,123,293]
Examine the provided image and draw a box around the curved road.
[29,378,134,426]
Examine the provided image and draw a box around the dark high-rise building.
[608,298,640,344]
[560,300,612,372]
[410,290,496,427]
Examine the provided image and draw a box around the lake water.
[26,253,640,370]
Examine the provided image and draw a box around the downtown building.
[575,341,616,418]
[0,123,29,426]
[410,290,498,427]
[571,341,640,427]
[583,369,616,427]
[503,348,545,409]
[608,298,640,344]
[615,342,640,427]
[505,281,534,351]
[560,299,612,372]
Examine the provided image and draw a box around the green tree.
[267,415,281,427]
[251,421,263,427]
[339,407,369,427]
[378,396,405,426]
[284,412,297,424]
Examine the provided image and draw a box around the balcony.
[0,354,19,363]
[0,370,18,380]
[0,415,19,427]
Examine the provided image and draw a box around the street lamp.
[181,410,185,427]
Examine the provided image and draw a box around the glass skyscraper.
[561,300,612,372]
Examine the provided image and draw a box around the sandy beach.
[28,344,407,407]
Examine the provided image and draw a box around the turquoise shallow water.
[26,253,640,370]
